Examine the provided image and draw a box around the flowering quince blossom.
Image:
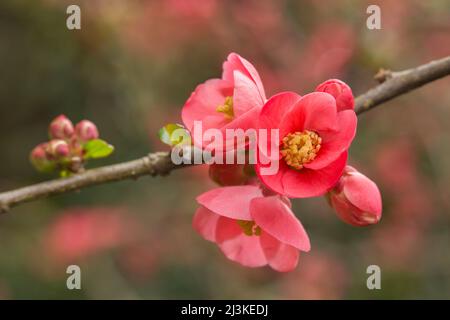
[256,85,357,198]
[167,53,382,272]
[193,185,310,272]
[181,52,266,149]
[327,166,382,226]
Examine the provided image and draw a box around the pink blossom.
[193,185,310,272]
[328,166,382,226]
[44,208,134,264]
[182,53,266,149]
[256,90,357,198]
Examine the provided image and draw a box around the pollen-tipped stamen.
[216,96,234,120]
[281,130,322,170]
[237,220,261,236]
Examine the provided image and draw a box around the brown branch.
[0,152,188,213]
[355,55,450,114]
[1,56,450,213]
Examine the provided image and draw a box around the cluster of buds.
[30,115,113,176]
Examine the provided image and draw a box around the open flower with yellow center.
[193,185,310,272]
[181,53,266,150]
[256,89,357,198]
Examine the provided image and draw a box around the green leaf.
[59,169,71,178]
[158,123,191,146]
[83,139,114,160]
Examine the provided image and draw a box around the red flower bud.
[328,166,382,226]
[30,143,55,172]
[315,79,354,112]
[46,139,70,158]
[75,120,99,142]
[49,115,74,140]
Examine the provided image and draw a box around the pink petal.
[218,233,268,268]
[222,53,266,101]
[255,157,289,196]
[280,92,338,138]
[192,206,220,242]
[260,232,299,272]
[221,103,260,130]
[232,71,265,116]
[258,92,301,131]
[282,151,348,198]
[196,186,263,220]
[181,79,233,132]
[215,215,244,243]
[304,110,357,170]
[251,196,311,251]
[343,172,382,215]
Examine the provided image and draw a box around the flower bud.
[315,79,354,112]
[49,115,74,140]
[30,143,55,172]
[328,166,382,226]
[46,139,70,159]
[75,120,99,142]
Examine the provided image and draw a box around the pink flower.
[256,90,357,198]
[315,79,354,111]
[193,185,310,272]
[44,208,134,264]
[328,166,382,226]
[182,53,266,149]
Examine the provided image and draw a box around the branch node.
[374,68,393,83]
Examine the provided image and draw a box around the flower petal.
[222,52,266,101]
[215,215,243,243]
[196,186,263,220]
[260,232,299,272]
[255,156,289,196]
[343,172,382,215]
[258,92,301,131]
[280,92,338,138]
[219,234,268,268]
[304,110,357,170]
[232,71,265,116]
[251,196,310,251]
[282,151,348,198]
[192,206,220,242]
[181,79,233,132]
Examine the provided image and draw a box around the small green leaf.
[59,169,71,178]
[158,123,191,146]
[83,139,114,159]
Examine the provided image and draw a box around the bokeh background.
[0,0,449,299]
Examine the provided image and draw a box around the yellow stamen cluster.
[281,130,322,170]
[237,220,261,236]
[216,96,234,120]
